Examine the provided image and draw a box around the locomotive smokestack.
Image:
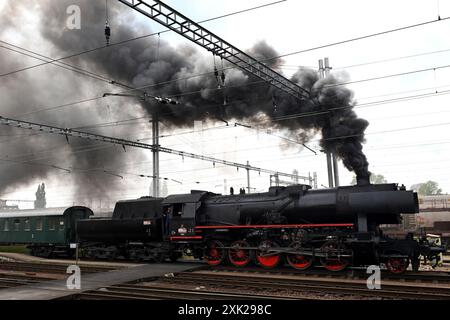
[356,173,371,186]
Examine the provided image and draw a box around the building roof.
[0,207,67,218]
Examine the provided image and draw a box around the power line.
[2,12,449,111]
[0,115,311,182]
[0,42,118,87]
[268,89,450,123]
[0,156,182,183]
[325,64,450,88]
[0,0,287,78]
[2,85,449,165]
[1,113,449,174]
[279,47,450,71]
[334,48,450,70]
[29,82,450,134]
[2,87,449,164]
[7,59,449,129]
[265,16,450,63]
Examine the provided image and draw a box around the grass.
[0,245,30,255]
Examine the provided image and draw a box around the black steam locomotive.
[75,177,445,274]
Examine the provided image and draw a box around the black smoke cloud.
[0,0,369,199]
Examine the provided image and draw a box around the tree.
[350,173,387,185]
[410,181,442,196]
[34,183,46,209]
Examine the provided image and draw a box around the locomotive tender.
[74,176,445,274]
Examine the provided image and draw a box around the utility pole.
[246,161,251,194]
[152,115,160,197]
[325,58,340,187]
[319,58,334,188]
[319,57,339,187]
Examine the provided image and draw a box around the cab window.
[172,204,184,217]
[3,220,9,232]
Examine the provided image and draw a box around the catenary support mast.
[116,0,310,101]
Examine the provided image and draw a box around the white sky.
[1,0,450,208]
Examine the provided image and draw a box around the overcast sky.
[1,0,449,208]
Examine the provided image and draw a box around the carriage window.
[14,219,20,231]
[59,218,65,230]
[48,218,56,231]
[36,218,43,231]
[172,204,184,217]
[3,220,9,232]
[24,219,30,231]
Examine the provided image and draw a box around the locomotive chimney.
[356,173,371,186]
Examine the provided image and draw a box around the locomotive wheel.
[205,240,226,266]
[320,241,349,272]
[286,242,313,270]
[386,257,410,274]
[255,240,281,269]
[228,240,251,267]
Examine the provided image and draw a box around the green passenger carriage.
[0,206,93,257]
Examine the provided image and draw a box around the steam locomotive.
[75,176,445,274]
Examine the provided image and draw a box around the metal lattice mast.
[151,115,160,197]
[116,0,310,100]
[0,115,311,182]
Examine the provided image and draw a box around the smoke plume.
[0,0,369,199]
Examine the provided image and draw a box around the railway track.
[201,265,450,284]
[0,261,117,274]
[0,274,49,289]
[71,283,295,300]
[159,268,450,300]
[71,266,450,300]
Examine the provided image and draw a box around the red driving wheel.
[286,242,313,270]
[320,241,350,272]
[204,240,225,266]
[228,240,251,267]
[256,240,281,269]
[386,257,409,274]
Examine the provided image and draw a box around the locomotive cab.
[162,190,217,242]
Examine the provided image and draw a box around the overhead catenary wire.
[0,156,182,183]
[0,0,288,79]
[2,83,450,157]
[1,112,449,175]
[2,37,449,124]
[279,47,450,71]
[1,13,449,105]
[2,5,450,191]
[0,115,311,181]
[4,124,450,176]
[6,55,450,122]
[2,14,450,119]
[324,64,450,89]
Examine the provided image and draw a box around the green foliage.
[411,181,443,196]
[0,245,30,254]
[350,173,387,185]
